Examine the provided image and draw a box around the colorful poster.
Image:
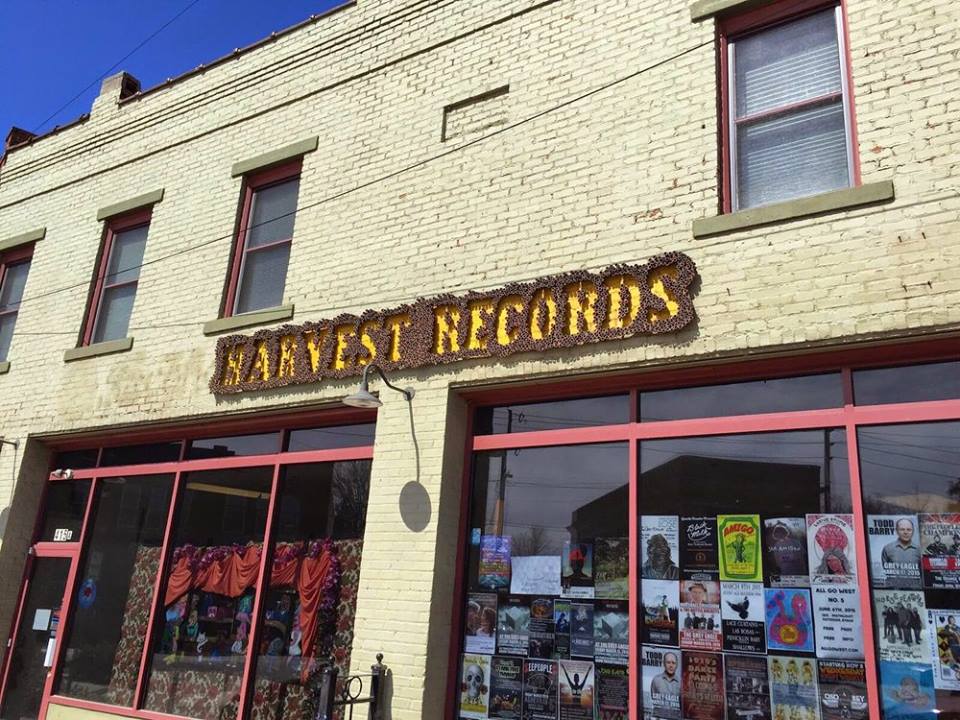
[571,602,595,658]
[490,656,523,719]
[529,597,556,659]
[768,656,820,720]
[764,517,809,587]
[522,659,559,720]
[562,541,594,599]
[595,537,629,599]
[867,515,922,589]
[928,609,960,689]
[460,654,492,719]
[717,514,762,582]
[597,663,629,720]
[558,659,595,720]
[818,661,867,720]
[681,516,719,580]
[679,579,721,651]
[594,599,629,665]
[498,596,530,656]
[511,555,563,596]
[879,661,936,719]
[682,651,724,720]
[811,585,863,660]
[724,654,771,720]
[465,592,498,655]
[721,581,766,654]
[874,589,931,663]
[764,588,815,653]
[642,516,681,580]
[554,600,571,658]
[642,645,682,720]
[919,513,960,588]
[480,535,511,590]
[642,579,679,646]
[807,514,856,585]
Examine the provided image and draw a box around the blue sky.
[0,0,345,141]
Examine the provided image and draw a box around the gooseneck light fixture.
[342,364,415,409]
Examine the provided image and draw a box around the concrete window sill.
[64,337,134,362]
[690,0,771,22]
[231,138,319,177]
[692,181,895,238]
[0,227,45,254]
[203,304,295,336]
[0,361,10,375]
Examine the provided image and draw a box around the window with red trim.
[225,161,302,317]
[83,209,152,345]
[720,1,857,211]
[0,243,34,362]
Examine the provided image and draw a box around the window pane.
[55,475,174,705]
[246,179,300,249]
[474,395,630,435]
[38,480,91,543]
[0,313,15,363]
[235,243,290,315]
[143,467,272,720]
[93,283,137,344]
[105,226,148,285]
[0,261,30,311]
[854,361,960,405]
[187,432,280,459]
[738,99,850,209]
[251,461,371,720]
[100,442,183,466]
[640,373,842,421]
[52,449,99,471]
[287,423,377,451]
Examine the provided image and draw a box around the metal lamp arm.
[363,364,414,401]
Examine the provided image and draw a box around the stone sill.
[0,361,9,375]
[690,0,772,22]
[203,304,295,336]
[0,227,45,254]
[64,337,134,362]
[692,181,895,238]
[97,189,164,221]
[231,138,319,177]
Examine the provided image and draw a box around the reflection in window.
[186,433,280,460]
[38,480,91,542]
[286,423,377,452]
[474,395,630,435]
[854,361,960,406]
[99,442,182,467]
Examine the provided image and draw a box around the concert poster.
[558,659,595,720]
[874,590,931,663]
[642,516,681,580]
[818,660,867,720]
[460,653,492,719]
[919,513,960,588]
[681,651,724,720]
[642,645,682,720]
[489,656,523,720]
[594,599,629,665]
[562,541,594,599]
[529,597,556,659]
[811,585,863,660]
[768,655,820,720]
[724,653,771,720]
[867,515,922,589]
[807,514,857,585]
[554,599,571,659]
[595,537,629,599]
[522,659,559,720]
[764,588,815,654]
[720,581,766,654]
[927,609,960,690]
[642,578,680,646]
[679,579,721,652]
[717,514,762,582]
[879,661,936,720]
[570,602,595,659]
[479,535,511,590]
[497,596,530,656]
[465,592,498,655]
[597,663,629,720]
[765,517,809,587]
[681,516,719,580]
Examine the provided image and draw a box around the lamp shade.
[342,387,382,408]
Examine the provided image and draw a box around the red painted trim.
[0,243,34,266]
[628,434,639,720]
[838,0,862,185]
[849,398,960,426]
[719,0,837,36]
[473,423,634,450]
[717,24,732,215]
[735,91,843,125]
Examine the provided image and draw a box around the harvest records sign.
[210,251,698,394]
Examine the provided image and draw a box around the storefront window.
[854,361,960,406]
[186,433,281,460]
[474,395,630,435]
[37,480,90,543]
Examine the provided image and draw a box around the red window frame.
[718,0,862,213]
[0,243,34,360]
[223,160,302,318]
[82,208,152,346]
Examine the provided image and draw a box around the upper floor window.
[225,161,301,316]
[0,244,33,362]
[722,2,857,211]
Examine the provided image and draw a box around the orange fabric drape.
[164,545,262,606]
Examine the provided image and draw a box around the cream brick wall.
[0,0,958,716]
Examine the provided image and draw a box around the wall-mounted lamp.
[342,364,414,408]
[0,438,18,454]
[51,468,74,480]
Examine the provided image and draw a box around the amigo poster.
[522,659,559,720]
[879,661,936,720]
[807,514,857,585]
[554,600,571,658]
[597,664,628,720]
[867,515,922,589]
[562,541,594,599]
[874,589,931,663]
[764,588,815,654]
[498,596,531,656]
[764,517,809,587]
[724,654,771,720]
[643,516,681,580]
[679,580,721,652]
[681,516,719,580]
[529,598,556,659]
[818,661,867,720]
[920,513,960,588]
[811,585,863,660]
[558,659,594,720]
[479,535,511,590]
[928,609,960,690]
[720,581,766,654]
[682,651,724,720]
[717,514,762,582]
[642,645,682,720]
[768,656,820,720]
[595,537,629,599]
[460,654,493,719]
[594,599,629,665]
[465,592,498,655]
[571,602,595,659]
[490,656,524,720]
[642,578,680,646]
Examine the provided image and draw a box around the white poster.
[928,609,960,690]
[510,555,562,596]
[866,515,922,589]
[807,514,857,585]
[812,585,864,660]
[642,516,681,581]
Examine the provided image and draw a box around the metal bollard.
[369,654,385,720]
[314,664,339,720]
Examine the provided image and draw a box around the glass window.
[92,224,149,344]
[100,442,182,467]
[52,449,99,471]
[474,395,630,435]
[286,423,377,452]
[38,480,91,543]
[0,258,32,362]
[854,361,960,406]
[186,432,280,460]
